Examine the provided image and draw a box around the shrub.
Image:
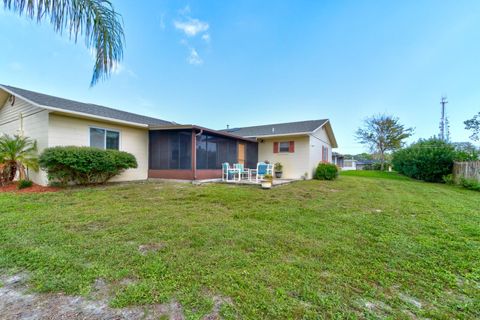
[442,174,455,185]
[460,178,480,191]
[17,179,33,189]
[39,146,137,186]
[371,162,391,171]
[392,138,456,183]
[274,162,283,172]
[315,163,338,180]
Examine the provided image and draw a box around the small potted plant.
[274,162,283,178]
[261,174,273,189]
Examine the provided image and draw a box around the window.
[90,127,120,150]
[322,146,329,162]
[279,141,290,153]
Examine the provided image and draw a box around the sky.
[1,0,480,154]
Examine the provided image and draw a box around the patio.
[219,178,295,186]
[215,162,296,187]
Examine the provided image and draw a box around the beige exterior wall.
[258,136,311,179]
[0,96,49,185]
[257,126,334,180]
[48,113,149,183]
[309,125,333,177]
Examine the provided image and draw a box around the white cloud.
[187,48,203,65]
[202,33,211,43]
[173,7,210,65]
[174,18,209,37]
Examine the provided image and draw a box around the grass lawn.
[0,174,479,319]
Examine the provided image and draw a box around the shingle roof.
[223,119,328,137]
[0,84,173,126]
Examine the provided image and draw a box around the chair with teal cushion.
[234,163,249,180]
[252,162,269,182]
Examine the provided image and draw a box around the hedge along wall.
[453,161,480,183]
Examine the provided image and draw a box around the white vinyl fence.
[453,161,480,182]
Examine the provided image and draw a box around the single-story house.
[0,84,337,185]
[355,159,378,170]
[332,152,344,167]
[224,119,337,179]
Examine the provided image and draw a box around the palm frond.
[0,134,39,180]
[2,0,124,86]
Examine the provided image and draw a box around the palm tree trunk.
[7,161,17,182]
[17,162,26,180]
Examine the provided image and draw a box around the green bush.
[17,179,33,189]
[392,138,456,183]
[314,163,338,180]
[442,174,455,185]
[460,178,480,191]
[39,146,137,186]
[371,162,391,171]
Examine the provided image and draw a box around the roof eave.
[46,108,150,128]
[0,84,154,128]
[244,132,312,138]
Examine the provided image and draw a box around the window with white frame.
[279,141,290,153]
[90,127,120,150]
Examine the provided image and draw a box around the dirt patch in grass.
[0,182,60,193]
[138,242,167,255]
[0,273,185,320]
[203,295,233,320]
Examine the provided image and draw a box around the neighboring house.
[332,152,344,167]
[0,84,338,185]
[224,120,338,179]
[332,152,358,171]
[341,158,357,171]
[355,160,378,170]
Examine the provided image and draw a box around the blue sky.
[1,0,480,154]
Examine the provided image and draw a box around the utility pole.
[439,96,448,141]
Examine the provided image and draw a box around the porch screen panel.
[149,130,192,170]
[179,132,192,169]
[207,135,218,169]
[196,134,208,169]
[245,142,258,168]
[196,133,238,169]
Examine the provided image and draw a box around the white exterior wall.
[309,126,333,177]
[48,113,149,183]
[0,96,49,185]
[257,136,311,179]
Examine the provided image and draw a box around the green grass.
[0,176,479,319]
[340,169,412,181]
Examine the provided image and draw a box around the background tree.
[0,134,39,181]
[452,142,479,161]
[464,112,480,141]
[356,114,414,170]
[2,0,124,86]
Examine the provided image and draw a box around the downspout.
[193,129,203,180]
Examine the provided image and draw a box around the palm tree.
[2,0,124,86]
[0,134,39,182]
